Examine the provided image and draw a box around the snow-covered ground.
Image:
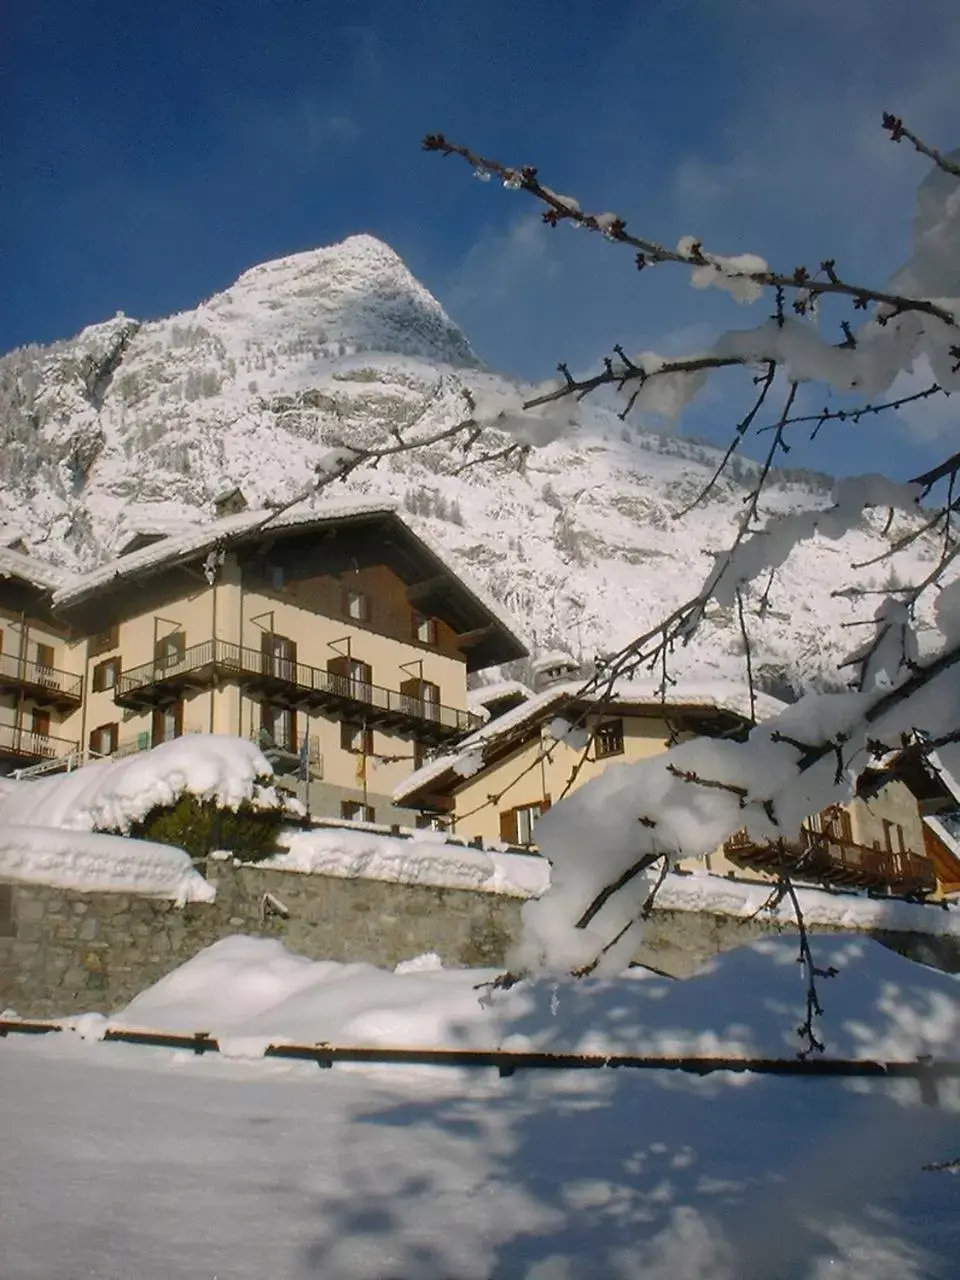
[2,934,958,1279]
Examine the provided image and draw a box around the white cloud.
[226,88,362,167]
[446,216,560,310]
[890,358,959,444]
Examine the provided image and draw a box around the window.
[595,719,624,759]
[340,721,373,754]
[882,819,906,854]
[344,587,369,622]
[817,805,853,844]
[261,633,297,679]
[400,677,440,720]
[35,642,55,670]
[92,657,120,692]
[88,723,119,757]
[499,798,551,845]
[261,702,297,752]
[89,625,119,658]
[269,564,285,590]
[341,801,375,823]
[154,630,185,670]
[415,814,447,832]
[413,613,437,645]
[151,701,183,746]
[328,656,373,703]
[31,708,50,737]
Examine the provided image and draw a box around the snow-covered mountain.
[0,234,947,693]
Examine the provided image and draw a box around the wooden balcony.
[0,653,83,708]
[724,826,936,897]
[0,723,78,766]
[114,639,482,743]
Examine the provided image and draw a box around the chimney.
[213,486,247,519]
[531,651,581,693]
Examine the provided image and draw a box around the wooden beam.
[455,624,496,648]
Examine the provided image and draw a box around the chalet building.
[0,550,85,770]
[394,678,783,845]
[0,503,526,825]
[395,677,960,899]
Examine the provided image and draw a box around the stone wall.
[3,866,957,1021]
[0,862,523,1020]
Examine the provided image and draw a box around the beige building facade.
[0,506,526,826]
[396,684,958,898]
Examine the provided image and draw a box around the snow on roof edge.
[394,678,783,803]
[0,547,83,594]
[51,500,402,609]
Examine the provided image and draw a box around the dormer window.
[344,587,368,622]
[413,613,437,645]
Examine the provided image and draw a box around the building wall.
[442,712,679,843]
[0,604,85,766]
[7,547,476,825]
[848,779,926,855]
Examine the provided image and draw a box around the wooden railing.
[0,723,78,762]
[0,652,83,703]
[115,639,482,736]
[724,825,936,895]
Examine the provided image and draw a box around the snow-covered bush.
[125,793,285,864]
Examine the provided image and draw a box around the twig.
[423,133,957,327]
[780,875,838,1058]
[882,113,960,178]
[736,587,757,725]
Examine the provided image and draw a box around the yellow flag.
[355,751,366,781]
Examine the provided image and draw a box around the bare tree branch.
[882,112,960,178]
[423,134,957,326]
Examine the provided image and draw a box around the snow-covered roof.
[53,500,398,609]
[467,680,535,711]
[395,678,785,804]
[51,499,526,667]
[0,547,82,595]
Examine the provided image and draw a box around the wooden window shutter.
[400,676,421,699]
[499,808,517,843]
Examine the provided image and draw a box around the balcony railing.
[0,652,83,705]
[0,722,78,763]
[115,639,482,740]
[724,826,936,896]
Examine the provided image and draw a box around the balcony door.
[154,631,185,673]
[152,700,183,747]
[400,677,440,720]
[260,702,297,753]
[328,656,372,705]
[261,632,297,682]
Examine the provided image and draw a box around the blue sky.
[5,0,958,477]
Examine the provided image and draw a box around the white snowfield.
[100,933,960,1068]
[3,933,959,1280]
